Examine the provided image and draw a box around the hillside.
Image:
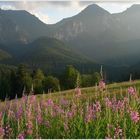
[36,80,140,99]
[0,9,50,44]
[1,37,93,73]
[0,48,11,60]
[0,43,12,60]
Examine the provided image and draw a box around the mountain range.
[1,4,140,79]
[50,4,140,66]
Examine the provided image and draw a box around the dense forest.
[0,64,101,100]
[1,61,140,100]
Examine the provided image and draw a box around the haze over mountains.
[1,4,140,76]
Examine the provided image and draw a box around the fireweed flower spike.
[84,105,95,123]
[63,122,68,130]
[74,86,81,97]
[128,86,136,95]
[46,98,54,106]
[29,95,36,104]
[3,124,12,138]
[17,132,24,139]
[94,101,101,112]
[99,80,106,90]
[130,111,139,123]
[60,97,68,105]
[114,126,123,139]
[16,105,23,119]
[104,97,112,108]
[66,111,73,119]
[0,127,4,138]
[26,121,33,136]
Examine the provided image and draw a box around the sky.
[0,1,139,24]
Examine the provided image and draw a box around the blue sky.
[0,1,139,24]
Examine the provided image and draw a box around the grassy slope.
[1,80,139,104]
[37,80,140,100]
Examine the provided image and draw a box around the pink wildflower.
[8,110,15,120]
[37,114,42,124]
[29,95,36,104]
[99,80,106,90]
[60,98,68,105]
[74,87,81,97]
[16,106,23,119]
[36,104,42,124]
[21,95,28,103]
[17,132,24,139]
[128,86,135,95]
[53,105,64,114]
[46,99,54,106]
[26,121,33,135]
[94,101,101,112]
[116,100,124,110]
[123,97,128,104]
[67,111,73,119]
[85,105,94,123]
[0,127,4,138]
[130,111,139,123]
[64,122,68,130]
[26,105,32,120]
[104,97,112,108]
[85,114,92,123]
[71,103,77,116]
[3,124,12,138]
[114,126,123,138]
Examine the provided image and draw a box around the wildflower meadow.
[0,80,139,139]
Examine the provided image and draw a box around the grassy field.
[0,80,139,139]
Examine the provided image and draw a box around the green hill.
[0,48,11,60]
[12,37,93,73]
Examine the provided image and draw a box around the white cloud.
[0,4,16,10]
[98,3,132,13]
[33,11,49,24]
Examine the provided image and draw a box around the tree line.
[0,64,101,100]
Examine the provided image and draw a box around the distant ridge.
[1,4,140,70]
